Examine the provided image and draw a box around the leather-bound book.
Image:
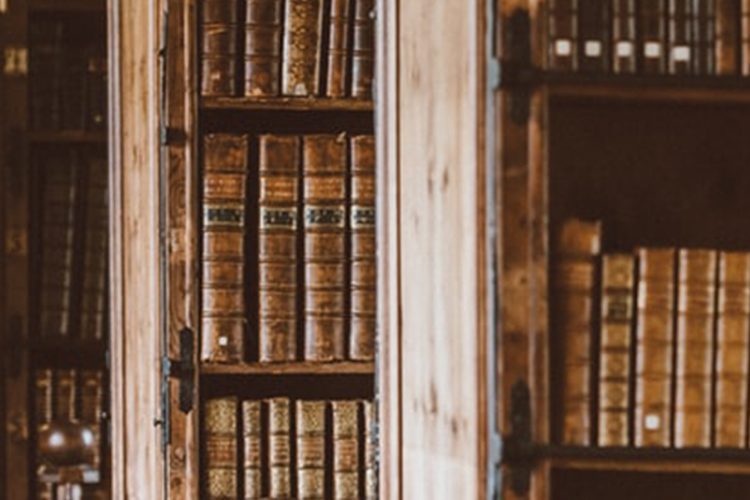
[55,369,77,422]
[598,254,635,447]
[548,0,579,71]
[326,0,352,97]
[201,0,239,96]
[282,0,324,96]
[203,397,238,499]
[640,0,668,74]
[363,400,376,500]
[634,248,675,447]
[692,0,716,74]
[351,0,375,99]
[35,370,54,426]
[297,400,326,499]
[715,0,740,75]
[333,401,359,500]
[202,134,248,363]
[85,49,108,130]
[674,249,717,448]
[303,134,347,361]
[350,135,376,361]
[714,252,750,448]
[667,0,694,74]
[268,397,291,498]
[245,0,282,96]
[612,0,637,73]
[80,158,108,340]
[553,218,601,445]
[258,135,300,362]
[80,370,104,469]
[578,0,609,72]
[743,0,750,75]
[242,400,262,498]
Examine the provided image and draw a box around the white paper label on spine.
[644,42,662,58]
[585,40,602,57]
[555,39,572,56]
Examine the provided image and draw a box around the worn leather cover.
[548,0,579,71]
[351,0,375,98]
[242,400,262,498]
[245,0,282,96]
[296,400,326,499]
[333,401,359,500]
[326,0,351,97]
[282,0,324,96]
[578,0,609,72]
[668,0,694,74]
[201,0,239,96]
[204,397,238,499]
[268,398,291,498]
[715,0,739,75]
[640,0,668,74]
[612,0,637,73]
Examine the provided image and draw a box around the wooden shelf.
[201,361,374,376]
[29,130,107,144]
[30,0,105,12]
[201,96,374,112]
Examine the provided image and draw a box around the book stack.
[547,0,750,76]
[203,396,376,499]
[200,0,375,98]
[554,218,750,448]
[201,133,376,364]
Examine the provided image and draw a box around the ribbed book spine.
[554,218,601,445]
[548,0,579,71]
[242,400,262,498]
[201,134,248,363]
[715,0,739,75]
[612,0,637,73]
[351,0,375,98]
[326,0,351,97]
[674,249,717,448]
[35,369,54,426]
[268,397,291,498]
[635,248,675,447]
[201,0,239,96]
[714,252,750,448]
[363,400,376,500]
[598,254,635,447]
[204,397,238,499]
[80,158,108,340]
[55,369,77,422]
[282,0,324,96]
[743,0,750,75]
[259,135,300,362]
[333,401,359,500]
[297,400,326,499]
[244,0,282,96]
[640,0,668,74]
[692,0,716,74]
[80,370,104,469]
[668,0,695,74]
[349,135,376,360]
[304,134,347,361]
[578,0,609,72]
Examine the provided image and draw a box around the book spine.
[201,0,239,96]
[640,0,668,74]
[349,135,376,360]
[55,369,77,422]
[743,0,750,75]
[635,248,675,447]
[714,252,750,448]
[326,0,352,97]
[363,400,376,500]
[30,20,64,131]
[282,0,324,96]
[578,0,609,72]
[85,50,108,130]
[548,0,579,71]
[351,0,375,98]
[297,400,326,499]
[201,134,249,363]
[715,0,740,75]
[668,0,694,74]
[80,158,108,340]
[259,135,300,362]
[268,397,291,499]
[598,254,635,447]
[332,401,359,500]
[612,0,637,73]
[35,369,54,426]
[304,134,348,361]
[242,400,262,499]
[692,0,716,74]
[203,397,239,499]
[554,218,601,445]
[674,249,717,448]
[245,0,283,97]
[80,370,104,468]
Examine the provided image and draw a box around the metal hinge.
[3,46,27,76]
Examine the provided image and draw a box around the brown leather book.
[204,397,238,499]
[612,0,637,73]
[640,0,668,74]
[268,397,291,499]
[326,0,352,97]
[245,0,282,96]
[201,0,239,96]
[363,400,376,500]
[80,370,104,469]
[282,0,324,96]
[351,0,375,99]
[55,369,77,421]
[715,0,740,75]
[714,252,750,448]
[242,400,262,498]
[35,369,54,426]
[674,249,717,448]
[332,401,359,500]
[743,0,750,75]
[667,0,694,74]
[259,135,300,362]
[634,248,675,448]
[297,400,326,499]
[202,134,248,363]
[598,254,635,447]
[350,135,376,361]
[80,158,108,340]
[692,0,716,74]
[304,134,347,361]
[578,0,609,72]
[548,0,579,71]
[553,218,601,445]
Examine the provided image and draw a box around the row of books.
[30,18,107,131]
[39,150,108,341]
[547,0,750,76]
[555,218,750,448]
[204,397,375,499]
[202,133,375,364]
[201,0,374,98]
